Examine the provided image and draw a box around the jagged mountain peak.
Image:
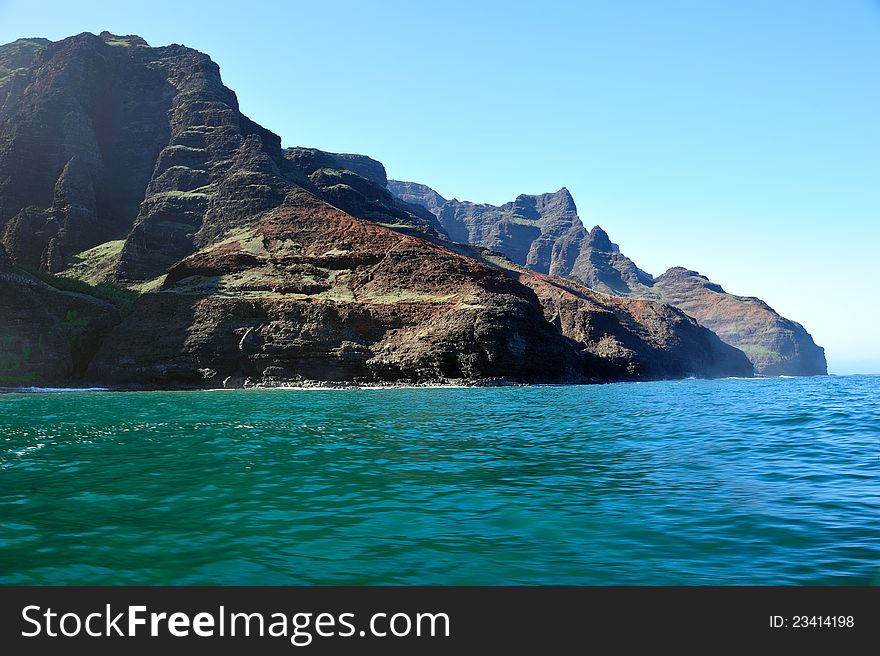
[511,187,577,215]
[587,225,618,252]
[541,187,578,212]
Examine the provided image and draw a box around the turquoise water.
[1,376,878,585]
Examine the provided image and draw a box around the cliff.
[390,180,826,376]
[0,32,753,387]
[649,268,826,376]
[0,244,121,385]
[88,190,751,386]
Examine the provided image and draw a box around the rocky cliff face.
[649,268,826,376]
[389,181,448,213]
[0,244,120,385]
[0,32,754,387]
[459,246,752,380]
[283,148,446,238]
[569,226,653,296]
[391,180,826,376]
[0,33,179,273]
[89,190,751,386]
[388,181,652,290]
[0,32,441,283]
[413,186,587,277]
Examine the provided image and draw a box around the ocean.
[1,376,878,585]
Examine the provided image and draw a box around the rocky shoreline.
[43,367,854,394]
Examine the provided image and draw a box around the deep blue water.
[1,376,878,584]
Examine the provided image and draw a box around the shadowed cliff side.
[0,243,121,385]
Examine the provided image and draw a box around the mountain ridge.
[0,32,753,386]
[389,179,826,376]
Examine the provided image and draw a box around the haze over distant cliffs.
[0,32,756,387]
[389,181,826,376]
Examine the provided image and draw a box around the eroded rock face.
[388,180,654,292]
[389,181,448,213]
[453,245,753,380]
[112,38,288,281]
[392,180,826,376]
[89,190,752,386]
[0,31,756,386]
[0,31,445,286]
[0,33,178,272]
[89,190,580,385]
[404,186,590,277]
[569,226,653,297]
[0,245,120,385]
[650,268,826,376]
[284,148,446,238]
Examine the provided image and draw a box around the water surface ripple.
[1,376,878,584]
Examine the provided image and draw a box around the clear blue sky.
[2,0,878,373]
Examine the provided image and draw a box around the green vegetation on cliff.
[23,266,138,315]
